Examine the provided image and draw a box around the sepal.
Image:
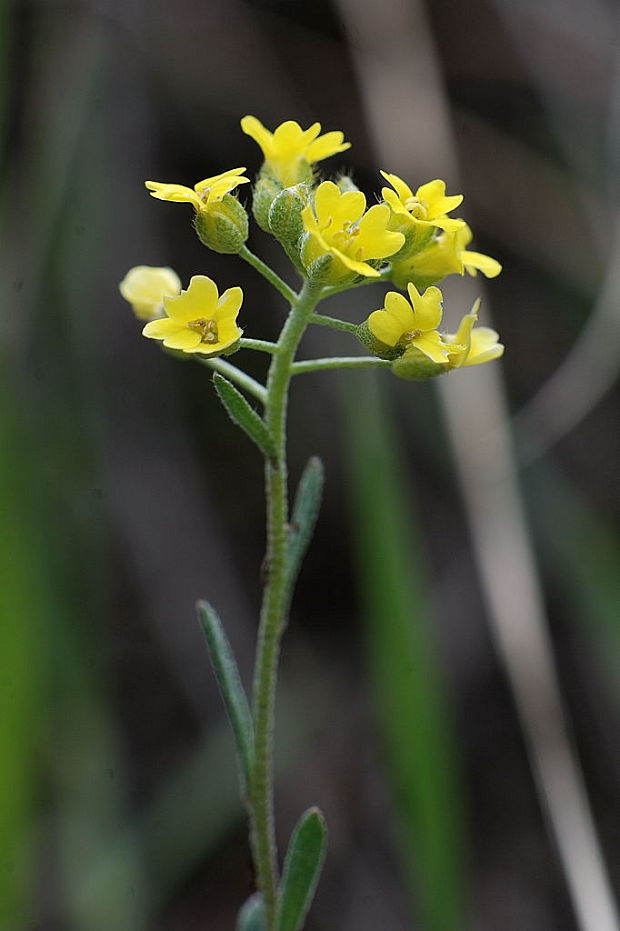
[193,194,249,253]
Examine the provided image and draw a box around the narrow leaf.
[276,807,327,931]
[286,457,324,589]
[197,600,254,792]
[213,373,277,461]
[237,893,266,931]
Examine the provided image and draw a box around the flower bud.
[391,347,446,380]
[268,183,310,270]
[193,194,249,254]
[252,176,283,231]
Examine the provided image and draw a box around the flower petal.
[380,171,414,204]
[463,250,502,278]
[356,204,404,259]
[144,181,200,207]
[165,275,219,322]
[216,286,244,323]
[407,283,443,330]
[306,130,350,162]
[384,291,415,330]
[119,266,181,320]
[142,318,183,340]
[464,327,504,365]
[368,309,406,346]
[412,330,451,363]
[240,116,274,160]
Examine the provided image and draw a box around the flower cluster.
[120,114,503,378]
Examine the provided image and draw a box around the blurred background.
[2,0,620,929]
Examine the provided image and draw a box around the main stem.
[250,280,323,928]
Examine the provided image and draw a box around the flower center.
[323,218,363,258]
[402,328,422,343]
[188,317,219,344]
[404,196,428,220]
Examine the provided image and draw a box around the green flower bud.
[391,347,446,380]
[251,175,283,231]
[268,183,310,271]
[193,194,249,254]
[355,320,404,361]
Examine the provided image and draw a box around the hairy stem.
[291,356,392,374]
[250,280,323,928]
[198,357,267,404]
[308,312,359,334]
[239,244,298,305]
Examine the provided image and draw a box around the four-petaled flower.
[301,181,404,281]
[367,284,454,363]
[241,116,350,187]
[445,299,504,367]
[142,276,243,355]
[145,168,250,212]
[381,171,465,235]
[119,265,181,321]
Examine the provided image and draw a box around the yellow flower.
[142,275,243,355]
[444,299,504,367]
[301,181,404,281]
[391,223,502,289]
[119,266,181,321]
[144,168,250,212]
[241,116,350,186]
[381,171,465,234]
[367,283,453,363]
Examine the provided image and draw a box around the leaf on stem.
[196,600,254,793]
[276,807,327,931]
[286,457,324,590]
[213,373,278,462]
[236,893,266,931]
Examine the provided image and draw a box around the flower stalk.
[120,112,505,931]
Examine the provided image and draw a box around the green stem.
[308,313,358,335]
[250,279,323,929]
[291,356,392,374]
[240,338,279,354]
[239,244,298,305]
[197,357,267,404]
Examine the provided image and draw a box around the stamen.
[188,317,219,344]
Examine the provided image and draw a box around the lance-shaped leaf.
[276,807,327,931]
[237,893,266,931]
[213,373,278,462]
[286,457,324,590]
[197,600,254,793]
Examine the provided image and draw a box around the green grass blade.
[276,807,327,931]
[344,374,465,931]
[197,600,255,793]
[213,372,278,461]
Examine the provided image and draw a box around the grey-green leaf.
[286,457,324,590]
[196,600,254,793]
[213,373,278,462]
[276,807,327,931]
[236,893,266,931]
